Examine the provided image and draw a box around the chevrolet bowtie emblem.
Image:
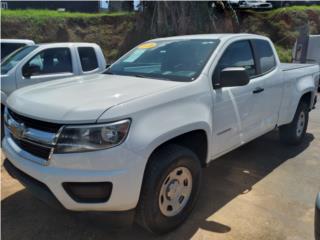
[9,120,26,139]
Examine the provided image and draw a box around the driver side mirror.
[23,65,41,78]
[214,67,249,89]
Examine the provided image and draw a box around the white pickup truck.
[1,42,106,106]
[3,34,319,234]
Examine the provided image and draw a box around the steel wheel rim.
[296,111,305,137]
[159,166,193,217]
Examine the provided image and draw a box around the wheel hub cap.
[296,111,305,137]
[159,166,193,217]
[167,180,180,199]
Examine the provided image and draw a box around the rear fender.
[278,74,317,125]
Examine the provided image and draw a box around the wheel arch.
[146,129,209,169]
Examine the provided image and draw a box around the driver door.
[16,47,75,89]
[211,40,266,157]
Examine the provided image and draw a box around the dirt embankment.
[2,14,137,61]
[2,7,320,62]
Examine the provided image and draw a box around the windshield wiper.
[133,74,149,78]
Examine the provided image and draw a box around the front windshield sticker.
[123,49,146,63]
[138,42,157,49]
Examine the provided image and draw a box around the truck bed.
[280,63,318,71]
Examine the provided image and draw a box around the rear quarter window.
[78,47,98,72]
[254,39,276,74]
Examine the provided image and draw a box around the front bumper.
[2,135,146,212]
[3,158,64,209]
[3,159,135,226]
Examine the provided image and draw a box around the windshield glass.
[1,43,26,60]
[1,45,38,75]
[106,39,220,81]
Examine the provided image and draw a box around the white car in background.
[238,0,273,9]
[1,39,35,61]
[1,42,107,138]
[293,34,320,90]
[1,42,107,106]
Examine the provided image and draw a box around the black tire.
[136,144,202,234]
[279,101,309,145]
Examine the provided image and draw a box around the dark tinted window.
[1,43,26,60]
[22,48,72,77]
[217,40,256,78]
[78,47,98,71]
[254,39,276,74]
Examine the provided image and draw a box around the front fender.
[98,81,213,164]
[125,95,212,162]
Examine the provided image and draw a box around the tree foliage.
[140,1,240,36]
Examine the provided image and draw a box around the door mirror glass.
[22,64,41,78]
[215,67,249,88]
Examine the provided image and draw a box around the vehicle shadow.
[1,131,314,240]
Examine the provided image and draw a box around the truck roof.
[34,42,99,48]
[0,39,35,45]
[151,33,267,42]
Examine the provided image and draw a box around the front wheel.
[279,102,309,145]
[136,144,202,234]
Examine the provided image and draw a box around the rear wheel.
[279,102,309,145]
[136,144,202,234]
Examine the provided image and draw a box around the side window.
[22,48,72,77]
[217,40,256,78]
[78,47,98,72]
[254,39,276,74]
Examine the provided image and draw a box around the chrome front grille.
[8,109,62,133]
[5,109,63,163]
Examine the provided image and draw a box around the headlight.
[55,119,131,153]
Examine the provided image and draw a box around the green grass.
[1,9,134,19]
[275,45,292,62]
[269,5,320,13]
[245,5,320,15]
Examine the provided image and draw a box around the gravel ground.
[1,94,320,240]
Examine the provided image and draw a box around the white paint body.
[3,34,319,211]
[1,42,106,105]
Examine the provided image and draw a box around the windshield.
[105,39,220,81]
[1,43,27,60]
[1,45,38,75]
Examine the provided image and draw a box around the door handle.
[253,87,264,94]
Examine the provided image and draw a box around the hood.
[7,74,181,123]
